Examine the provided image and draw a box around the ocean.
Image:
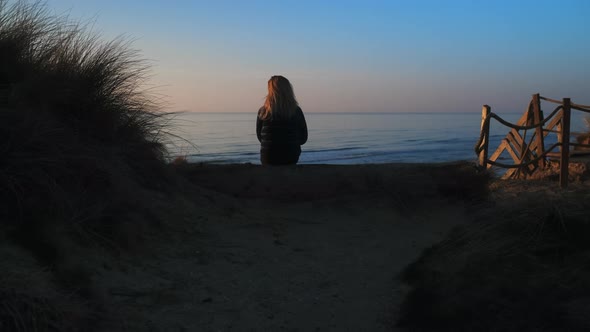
[166,112,588,165]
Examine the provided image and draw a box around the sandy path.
[98,192,469,331]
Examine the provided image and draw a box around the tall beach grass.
[0,1,173,330]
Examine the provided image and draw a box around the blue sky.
[45,0,590,113]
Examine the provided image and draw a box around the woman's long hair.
[259,75,299,120]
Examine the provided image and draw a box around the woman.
[256,75,308,165]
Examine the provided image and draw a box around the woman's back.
[257,107,307,149]
[256,76,307,165]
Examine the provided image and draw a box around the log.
[560,98,571,188]
[504,140,521,164]
[488,140,508,166]
[532,94,546,167]
[479,105,491,167]
[543,111,563,137]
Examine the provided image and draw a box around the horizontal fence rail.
[475,93,590,188]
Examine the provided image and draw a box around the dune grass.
[398,187,590,331]
[0,1,174,330]
[0,0,173,245]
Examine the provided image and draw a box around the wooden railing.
[475,93,590,188]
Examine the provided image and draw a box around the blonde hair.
[259,75,299,120]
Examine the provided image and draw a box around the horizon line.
[169,111,525,115]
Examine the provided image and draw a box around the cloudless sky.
[45,0,590,113]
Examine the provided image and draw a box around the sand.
[94,163,485,331]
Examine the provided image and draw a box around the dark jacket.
[256,107,308,165]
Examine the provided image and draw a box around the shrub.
[0,0,171,242]
[0,1,173,330]
[398,192,590,331]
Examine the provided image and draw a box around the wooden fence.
[475,93,590,188]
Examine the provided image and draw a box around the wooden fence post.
[532,93,545,168]
[479,105,491,168]
[560,98,571,188]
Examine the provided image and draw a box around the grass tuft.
[0,1,175,330]
[398,190,590,331]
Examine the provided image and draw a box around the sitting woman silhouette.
[256,75,307,165]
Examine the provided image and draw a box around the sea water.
[166,112,588,165]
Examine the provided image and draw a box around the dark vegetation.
[398,185,590,331]
[0,1,173,330]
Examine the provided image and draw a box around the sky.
[44,0,590,113]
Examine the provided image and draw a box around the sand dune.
[95,162,488,331]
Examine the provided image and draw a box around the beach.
[5,155,590,331]
[86,162,487,331]
[86,162,590,331]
